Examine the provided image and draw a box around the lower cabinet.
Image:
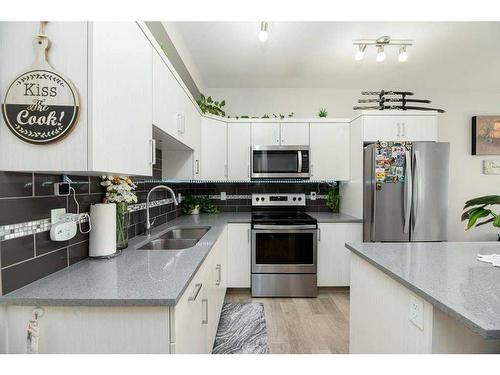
[172,226,228,353]
[317,223,362,287]
[227,224,252,288]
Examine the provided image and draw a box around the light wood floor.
[224,288,350,354]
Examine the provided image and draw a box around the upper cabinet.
[227,122,251,180]
[200,117,227,180]
[89,22,153,176]
[251,122,309,146]
[361,114,437,142]
[280,122,309,145]
[310,122,350,181]
[0,22,155,176]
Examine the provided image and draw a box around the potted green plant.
[181,195,219,215]
[461,195,500,230]
[325,185,340,213]
[318,108,328,118]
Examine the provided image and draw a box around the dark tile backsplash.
[0,169,335,295]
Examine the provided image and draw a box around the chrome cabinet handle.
[188,283,202,301]
[224,164,228,178]
[402,122,406,138]
[195,159,200,174]
[202,298,208,324]
[247,228,251,243]
[318,228,321,242]
[216,264,221,286]
[396,123,401,138]
[247,164,250,178]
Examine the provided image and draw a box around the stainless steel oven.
[251,145,310,179]
[251,194,318,297]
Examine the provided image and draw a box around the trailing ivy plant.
[197,94,226,117]
[461,195,500,230]
[325,185,340,213]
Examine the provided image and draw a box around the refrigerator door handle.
[403,150,412,233]
[413,150,422,230]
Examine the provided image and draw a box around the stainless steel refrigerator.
[363,141,450,242]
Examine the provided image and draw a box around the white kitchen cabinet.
[317,223,362,287]
[251,122,309,146]
[362,114,437,142]
[227,224,252,288]
[280,122,309,145]
[200,117,227,180]
[0,22,155,176]
[152,50,178,138]
[310,122,350,180]
[251,122,280,145]
[89,22,153,176]
[227,123,251,180]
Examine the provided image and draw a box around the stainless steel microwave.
[251,145,310,179]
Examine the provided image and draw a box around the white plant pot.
[190,206,200,215]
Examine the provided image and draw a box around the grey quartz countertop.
[0,213,251,307]
[346,242,500,339]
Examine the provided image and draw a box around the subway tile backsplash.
[0,169,336,295]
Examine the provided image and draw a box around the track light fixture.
[258,21,268,42]
[353,36,412,62]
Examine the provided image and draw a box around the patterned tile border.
[0,193,327,242]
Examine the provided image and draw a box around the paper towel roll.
[89,203,117,257]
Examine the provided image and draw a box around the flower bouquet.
[101,176,138,250]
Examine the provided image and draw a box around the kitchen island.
[346,242,500,353]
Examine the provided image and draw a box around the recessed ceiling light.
[398,46,408,62]
[258,22,268,42]
[376,46,386,62]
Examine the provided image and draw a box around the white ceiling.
[173,22,500,90]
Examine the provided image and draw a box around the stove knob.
[292,197,297,201]
[298,197,302,201]
[256,197,260,202]
[261,197,265,201]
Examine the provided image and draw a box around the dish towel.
[477,254,500,267]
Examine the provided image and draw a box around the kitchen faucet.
[146,185,179,237]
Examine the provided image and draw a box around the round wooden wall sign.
[2,32,80,144]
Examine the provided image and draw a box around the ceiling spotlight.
[354,44,366,61]
[398,46,408,62]
[376,46,386,62]
[258,21,268,42]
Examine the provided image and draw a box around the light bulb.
[258,30,268,42]
[354,45,366,61]
[376,46,386,62]
[398,46,408,62]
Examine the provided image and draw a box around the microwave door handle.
[297,150,302,172]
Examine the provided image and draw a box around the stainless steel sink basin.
[137,226,211,250]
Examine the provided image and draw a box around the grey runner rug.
[212,302,269,354]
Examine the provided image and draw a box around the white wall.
[207,87,500,241]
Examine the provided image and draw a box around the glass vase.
[116,202,129,250]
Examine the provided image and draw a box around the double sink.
[138,226,211,250]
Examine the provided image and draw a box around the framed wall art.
[472,116,500,155]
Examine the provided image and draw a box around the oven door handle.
[252,224,317,230]
[297,150,303,173]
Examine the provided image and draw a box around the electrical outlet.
[51,208,66,224]
[310,192,317,201]
[409,295,424,330]
[220,192,226,201]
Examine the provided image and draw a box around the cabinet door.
[317,223,362,287]
[152,50,178,137]
[227,224,251,288]
[174,263,208,354]
[280,123,309,145]
[90,22,153,175]
[362,116,400,142]
[399,116,437,141]
[228,123,251,180]
[310,123,350,180]
[251,122,280,145]
[200,118,227,180]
